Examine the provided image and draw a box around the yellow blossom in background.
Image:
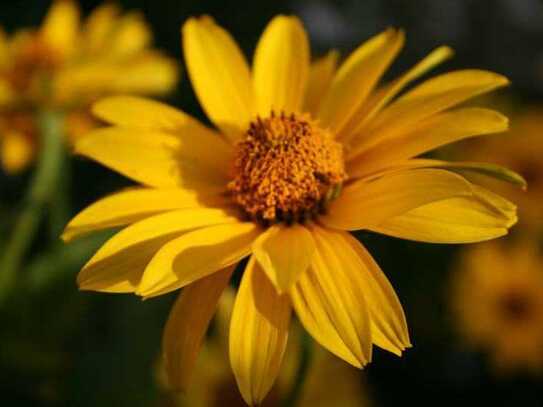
[450,239,543,374]
[0,0,178,173]
[64,15,521,405]
[458,108,543,230]
[157,288,371,407]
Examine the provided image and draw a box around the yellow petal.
[1,131,35,174]
[348,108,509,176]
[230,256,291,406]
[74,126,231,189]
[369,188,517,243]
[183,16,253,141]
[356,70,510,151]
[137,222,260,297]
[303,50,339,117]
[108,12,151,57]
[82,3,119,54]
[370,159,526,189]
[62,188,224,242]
[318,28,404,135]
[340,232,411,354]
[289,226,372,367]
[93,96,218,133]
[163,266,234,390]
[321,169,472,231]
[252,224,315,293]
[343,46,454,142]
[109,53,179,95]
[253,15,310,115]
[77,208,239,293]
[40,0,80,57]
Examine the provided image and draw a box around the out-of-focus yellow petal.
[230,256,291,406]
[62,188,225,242]
[40,0,80,57]
[137,222,260,297]
[252,224,315,293]
[253,15,309,115]
[109,53,178,95]
[303,50,339,117]
[355,70,509,151]
[343,46,454,142]
[74,126,231,189]
[369,186,517,243]
[163,266,234,390]
[321,169,472,231]
[1,131,35,173]
[77,208,239,293]
[339,232,411,354]
[82,3,119,53]
[318,28,404,135]
[348,108,509,176]
[290,226,372,367]
[108,12,151,57]
[183,16,253,141]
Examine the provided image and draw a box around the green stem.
[282,330,313,407]
[0,109,64,305]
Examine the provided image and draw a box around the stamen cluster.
[228,111,346,224]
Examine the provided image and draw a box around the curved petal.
[107,53,178,95]
[252,224,315,293]
[355,70,510,151]
[339,232,411,354]
[92,96,226,140]
[183,16,253,141]
[107,12,150,57]
[303,50,339,117]
[77,208,239,293]
[253,15,310,115]
[342,46,454,142]
[348,108,509,176]
[82,3,119,53]
[321,169,473,231]
[163,266,234,391]
[318,28,404,136]
[74,126,231,189]
[230,257,291,406]
[289,226,372,367]
[137,222,260,297]
[369,187,517,243]
[40,0,80,57]
[62,188,225,242]
[365,159,526,189]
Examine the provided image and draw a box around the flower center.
[228,111,346,225]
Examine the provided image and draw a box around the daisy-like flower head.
[450,239,543,374]
[0,0,178,173]
[64,15,521,405]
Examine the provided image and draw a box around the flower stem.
[0,109,64,305]
[282,330,313,407]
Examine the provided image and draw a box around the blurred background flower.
[1,0,543,406]
[450,239,543,375]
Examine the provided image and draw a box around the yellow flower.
[0,0,178,173]
[156,288,371,407]
[450,239,543,374]
[64,15,520,405]
[457,108,543,230]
